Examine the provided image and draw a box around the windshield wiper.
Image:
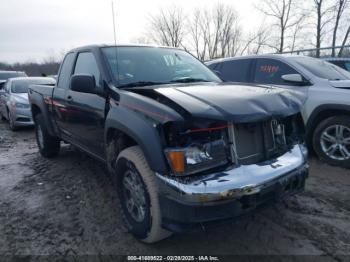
[118,81,168,88]
[170,77,211,83]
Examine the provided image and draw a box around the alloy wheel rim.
[122,169,146,223]
[320,124,350,161]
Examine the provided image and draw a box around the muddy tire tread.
[116,146,172,243]
[34,113,60,158]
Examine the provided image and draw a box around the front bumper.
[156,144,308,232]
[12,107,34,126]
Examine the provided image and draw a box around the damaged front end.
[162,113,306,176]
[124,83,308,232]
[156,113,308,232]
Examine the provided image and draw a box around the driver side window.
[74,52,101,88]
[254,58,299,85]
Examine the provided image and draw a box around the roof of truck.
[69,44,183,52]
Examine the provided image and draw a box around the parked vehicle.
[0,70,27,89]
[29,45,308,243]
[323,57,350,72]
[0,77,55,130]
[206,55,350,168]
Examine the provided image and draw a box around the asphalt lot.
[0,120,349,259]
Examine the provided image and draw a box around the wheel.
[8,110,18,131]
[34,113,60,158]
[313,116,350,168]
[115,146,172,243]
[0,110,6,121]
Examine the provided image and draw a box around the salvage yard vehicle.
[0,70,27,89]
[28,45,308,243]
[324,57,350,72]
[0,77,56,130]
[207,55,350,168]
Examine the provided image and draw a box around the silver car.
[0,77,55,130]
[207,55,350,168]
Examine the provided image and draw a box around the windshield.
[0,72,27,80]
[11,78,55,93]
[292,57,350,80]
[102,46,221,87]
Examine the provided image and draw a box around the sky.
[0,0,263,63]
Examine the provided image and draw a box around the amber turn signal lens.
[167,151,185,173]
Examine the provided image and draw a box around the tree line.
[0,61,60,77]
[144,0,350,60]
[1,0,349,75]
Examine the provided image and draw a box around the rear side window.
[220,59,252,82]
[57,53,75,89]
[254,58,298,85]
[74,52,101,87]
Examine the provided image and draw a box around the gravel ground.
[0,121,349,260]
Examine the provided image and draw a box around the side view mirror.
[281,74,305,84]
[70,74,96,94]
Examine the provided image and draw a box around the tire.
[8,110,18,131]
[1,112,6,121]
[34,113,60,158]
[313,115,350,168]
[115,146,172,243]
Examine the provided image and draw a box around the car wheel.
[34,113,60,158]
[8,110,18,131]
[1,112,6,121]
[115,146,172,243]
[313,116,350,168]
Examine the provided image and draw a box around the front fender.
[105,106,168,174]
[28,90,56,136]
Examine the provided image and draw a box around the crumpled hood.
[329,80,350,89]
[154,83,304,122]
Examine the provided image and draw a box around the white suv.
[207,55,350,168]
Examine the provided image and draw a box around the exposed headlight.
[165,139,228,176]
[15,103,29,109]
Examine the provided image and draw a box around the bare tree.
[313,0,334,57]
[187,4,241,59]
[289,13,308,52]
[240,26,270,55]
[338,23,350,56]
[148,7,186,47]
[188,9,207,60]
[256,0,304,53]
[331,0,349,56]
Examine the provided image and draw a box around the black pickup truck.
[29,45,308,243]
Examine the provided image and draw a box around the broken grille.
[228,120,287,165]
